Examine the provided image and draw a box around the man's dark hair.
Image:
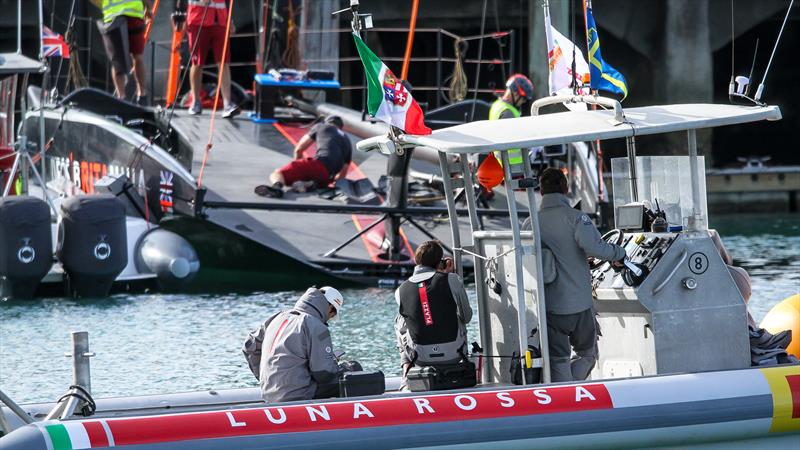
[415,240,444,268]
[325,115,344,129]
[540,168,568,195]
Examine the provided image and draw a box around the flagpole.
[583,0,604,201]
[37,0,48,198]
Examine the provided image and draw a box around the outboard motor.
[135,228,199,290]
[0,196,53,299]
[58,195,127,298]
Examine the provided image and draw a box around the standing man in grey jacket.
[538,168,625,382]
[242,286,350,402]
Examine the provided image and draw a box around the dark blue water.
[1,214,797,403]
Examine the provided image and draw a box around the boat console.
[590,155,751,378]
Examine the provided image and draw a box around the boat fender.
[760,294,800,357]
[0,196,53,299]
[135,228,199,290]
[58,195,127,298]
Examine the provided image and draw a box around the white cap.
[320,286,344,320]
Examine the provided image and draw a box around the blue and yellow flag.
[585,6,628,99]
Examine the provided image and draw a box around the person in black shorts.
[256,115,352,198]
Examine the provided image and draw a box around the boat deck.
[168,110,509,284]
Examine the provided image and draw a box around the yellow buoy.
[759,294,800,357]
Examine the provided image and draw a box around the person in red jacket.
[174,0,238,117]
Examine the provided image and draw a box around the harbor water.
[1,214,797,404]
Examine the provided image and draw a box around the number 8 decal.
[688,252,709,274]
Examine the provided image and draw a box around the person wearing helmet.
[256,115,352,198]
[476,74,535,192]
[242,286,360,402]
[394,241,472,388]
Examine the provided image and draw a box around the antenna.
[745,38,759,96]
[754,0,795,102]
[332,0,372,35]
[728,0,735,97]
[728,0,794,106]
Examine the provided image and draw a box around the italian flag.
[44,421,112,449]
[352,33,431,135]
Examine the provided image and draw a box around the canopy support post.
[500,150,530,384]
[520,148,550,384]
[687,129,703,231]
[625,136,638,202]
[438,151,464,277]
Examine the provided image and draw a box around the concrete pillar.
[301,0,339,75]
[529,0,570,102]
[300,0,339,103]
[657,0,713,156]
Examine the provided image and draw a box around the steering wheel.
[589,229,624,270]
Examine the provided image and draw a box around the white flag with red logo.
[545,13,588,97]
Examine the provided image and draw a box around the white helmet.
[320,286,344,321]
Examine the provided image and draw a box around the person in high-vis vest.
[490,74,534,166]
[476,74,534,192]
[91,0,153,103]
[173,0,238,118]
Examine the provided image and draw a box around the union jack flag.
[42,26,70,58]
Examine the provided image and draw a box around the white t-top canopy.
[402,103,781,154]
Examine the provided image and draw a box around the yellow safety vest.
[489,99,523,166]
[102,0,145,23]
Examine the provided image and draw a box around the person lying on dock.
[242,286,361,403]
[255,115,352,198]
[395,240,473,390]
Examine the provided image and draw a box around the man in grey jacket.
[538,168,625,382]
[242,286,348,402]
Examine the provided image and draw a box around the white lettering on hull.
[225,412,246,427]
[533,389,552,404]
[306,405,330,422]
[353,403,374,419]
[265,408,287,424]
[496,392,514,407]
[454,395,477,411]
[575,386,596,402]
[413,398,435,414]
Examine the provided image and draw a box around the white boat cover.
[403,103,782,154]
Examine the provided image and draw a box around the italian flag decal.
[44,421,111,449]
[352,33,431,135]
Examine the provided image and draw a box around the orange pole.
[164,27,184,107]
[143,0,161,43]
[400,0,420,80]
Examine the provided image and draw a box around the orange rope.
[400,0,420,80]
[143,0,161,43]
[197,0,236,189]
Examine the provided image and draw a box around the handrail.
[652,249,688,296]
[0,389,34,425]
[201,200,527,218]
[531,94,626,124]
